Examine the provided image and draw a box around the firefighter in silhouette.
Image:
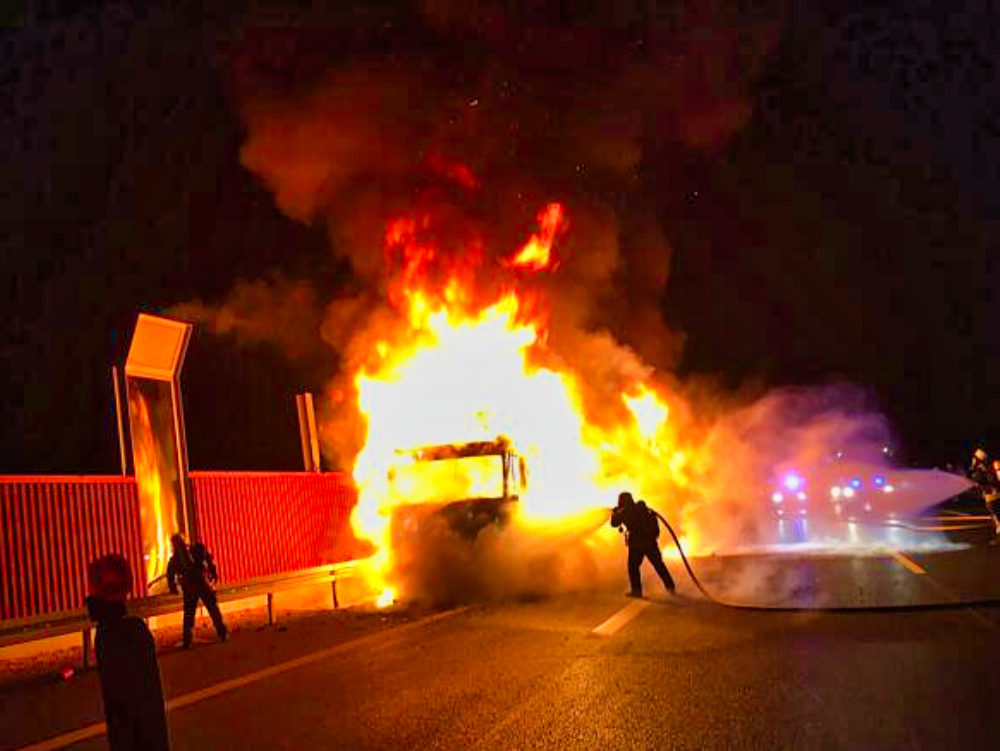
[610,491,676,598]
[969,448,991,486]
[85,554,169,751]
[968,449,1000,542]
[989,459,1000,541]
[167,534,227,648]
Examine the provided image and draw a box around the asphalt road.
[5,538,1000,751]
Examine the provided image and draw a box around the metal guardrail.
[0,560,363,667]
[0,472,358,622]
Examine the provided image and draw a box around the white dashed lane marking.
[591,599,652,636]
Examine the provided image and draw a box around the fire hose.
[647,510,1000,613]
[650,510,719,604]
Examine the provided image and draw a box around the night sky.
[3,1,998,474]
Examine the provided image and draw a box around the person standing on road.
[86,554,169,751]
[969,448,991,486]
[968,449,1000,543]
[610,491,676,598]
[167,534,227,648]
[988,460,1000,541]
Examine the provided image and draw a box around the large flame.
[349,202,690,600]
[130,394,173,586]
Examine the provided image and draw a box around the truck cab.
[386,437,527,539]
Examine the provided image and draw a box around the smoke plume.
[170,275,324,361]
[209,5,783,469]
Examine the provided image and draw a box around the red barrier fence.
[0,472,358,622]
[190,471,357,583]
[0,476,144,621]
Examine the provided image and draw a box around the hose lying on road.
[648,510,1000,614]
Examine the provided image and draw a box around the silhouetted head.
[87,554,132,602]
[170,533,186,552]
[191,541,207,563]
[618,491,635,508]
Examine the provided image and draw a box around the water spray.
[647,510,1000,614]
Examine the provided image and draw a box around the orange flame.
[347,201,691,602]
[507,203,566,271]
[131,396,172,586]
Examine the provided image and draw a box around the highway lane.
[8,547,1000,750]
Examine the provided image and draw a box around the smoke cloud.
[388,508,622,605]
[169,275,324,361]
[210,7,783,473]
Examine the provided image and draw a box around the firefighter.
[85,554,169,751]
[968,449,1000,543]
[969,448,991,486]
[167,534,227,648]
[610,491,676,598]
[989,459,1000,541]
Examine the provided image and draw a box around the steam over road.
[6,547,1000,750]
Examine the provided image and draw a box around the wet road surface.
[5,538,1000,750]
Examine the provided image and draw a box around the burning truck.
[386,436,528,541]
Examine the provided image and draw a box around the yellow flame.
[624,386,670,444]
[508,203,565,270]
[346,206,694,599]
[132,396,171,585]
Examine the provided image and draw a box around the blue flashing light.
[782,473,803,492]
[849,478,862,490]
[873,475,885,487]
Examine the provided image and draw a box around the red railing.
[0,476,145,621]
[0,472,358,622]
[190,471,357,583]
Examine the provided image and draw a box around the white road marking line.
[14,607,470,751]
[889,550,927,575]
[591,599,652,636]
